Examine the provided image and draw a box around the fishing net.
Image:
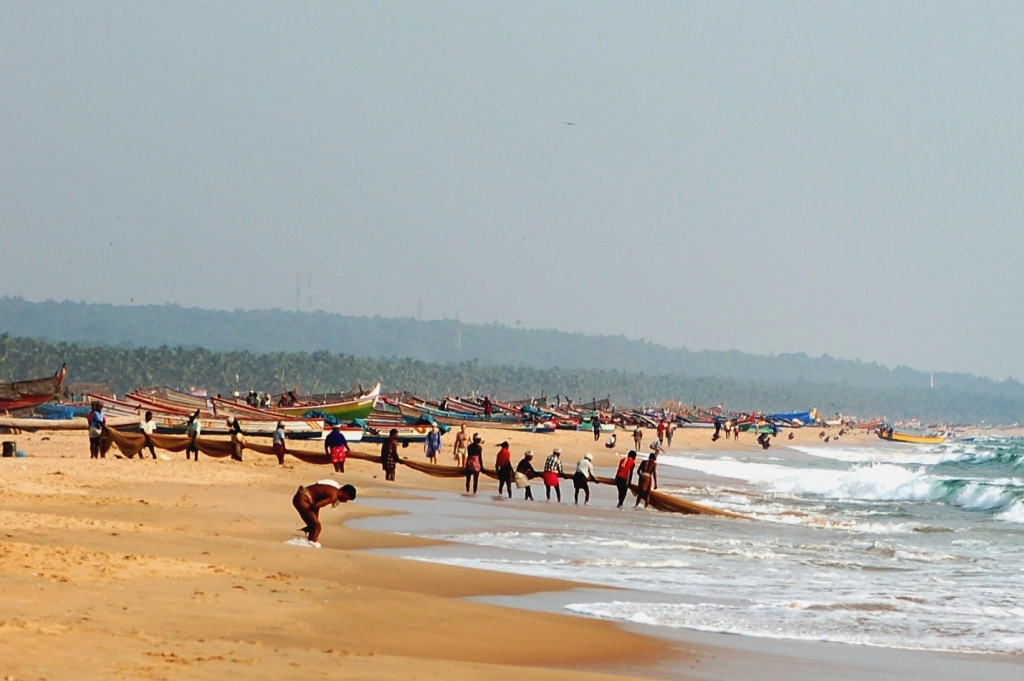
[103,427,746,519]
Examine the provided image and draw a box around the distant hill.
[1,296,1022,403]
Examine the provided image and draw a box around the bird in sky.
[562,121,576,126]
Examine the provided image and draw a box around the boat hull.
[878,431,946,445]
[0,366,66,412]
[275,383,380,421]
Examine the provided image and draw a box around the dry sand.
[1,424,1015,680]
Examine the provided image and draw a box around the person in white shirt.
[573,453,598,505]
[139,411,157,459]
[272,422,288,464]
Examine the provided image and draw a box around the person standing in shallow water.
[634,453,658,509]
[381,429,400,481]
[615,450,638,508]
[495,440,514,498]
[573,453,598,505]
[465,434,484,493]
[515,451,537,501]
[543,449,564,502]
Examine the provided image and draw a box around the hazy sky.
[2,2,1023,379]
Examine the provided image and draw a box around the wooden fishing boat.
[93,394,328,439]
[275,383,380,421]
[877,428,946,445]
[398,402,524,430]
[0,414,138,431]
[0,365,66,412]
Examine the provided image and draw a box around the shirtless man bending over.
[292,480,357,545]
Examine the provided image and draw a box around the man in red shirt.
[615,450,638,508]
[495,441,514,498]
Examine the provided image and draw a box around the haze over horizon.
[3,3,1023,380]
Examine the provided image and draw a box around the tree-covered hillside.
[1,334,1020,424]
[2,297,1022,399]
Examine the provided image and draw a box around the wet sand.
[1,425,1020,679]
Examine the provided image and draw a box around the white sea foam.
[660,455,1024,515]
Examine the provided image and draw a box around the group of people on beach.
[416,423,662,508]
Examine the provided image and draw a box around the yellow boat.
[877,428,946,445]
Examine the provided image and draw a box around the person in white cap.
[515,451,537,501]
[573,453,598,505]
[543,448,564,502]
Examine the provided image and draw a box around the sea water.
[359,436,1024,654]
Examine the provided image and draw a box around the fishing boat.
[398,402,524,430]
[275,383,380,421]
[877,427,946,445]
[93,393,329,439]
[0,365,66,412]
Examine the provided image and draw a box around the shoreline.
[350,487,1024,681]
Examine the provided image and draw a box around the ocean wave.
[563,599,1020,653]
[660,456,1024,516]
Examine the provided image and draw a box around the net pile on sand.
[103,428,747,519]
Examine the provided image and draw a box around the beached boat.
[275,383,380,421]
[0,365,66,412]
[398,402,524,430]
[0,414,138,431]
[877,428,946,445]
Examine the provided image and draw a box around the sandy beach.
[2,425,1022,680]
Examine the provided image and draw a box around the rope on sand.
[103,427,748,519]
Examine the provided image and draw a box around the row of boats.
[0,366,947,444]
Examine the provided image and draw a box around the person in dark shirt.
[381,429,400,481]
[495,441,514,498]
[515,451,537,501]
[465,433,484,494]
[614,450,638,508]
[324,424,349,473]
